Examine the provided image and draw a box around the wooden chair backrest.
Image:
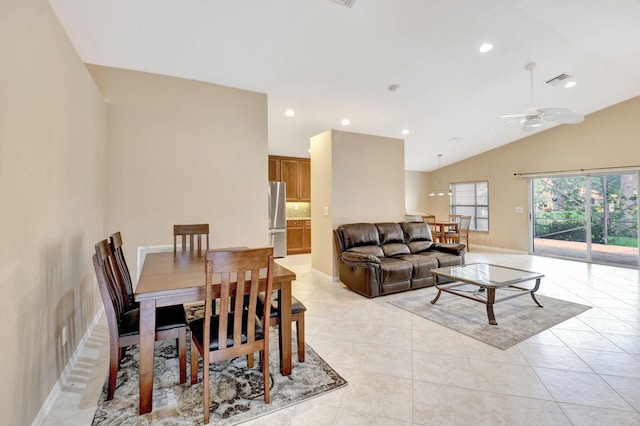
[422,215,436,224]
[109,231,134,308]
[449,214,463,223]
[459,215,472,237]
[174,224,210,253]
[203,248,273,360]
[94,240,127,328]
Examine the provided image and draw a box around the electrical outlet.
[62,326,67,346]
[515,207,524,213]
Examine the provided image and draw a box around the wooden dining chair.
[174,224,209,254]
[257,292,307,362]
[445,215,472,251]
[422,215,437,239]
[189,247,274,424]
[109,231,136,308]
[93,240,188,400]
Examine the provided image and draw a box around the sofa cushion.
[430,252,464,267]
[347,245,384,258]
[401,221,434,242]
[395,253,439,279]
[339,223,380,250]
[407,241,432,254]
[433,243,466,256]
[376,223,405,244]
[382,243,410,257]
[378,258,412,284]
[400,222,434,253]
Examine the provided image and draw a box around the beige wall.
[311,130,405,277]
[405,170,431,215]
[86,65,269,281]
[420,96,640,251]
[0,1,107,424]
[309,131,333,275]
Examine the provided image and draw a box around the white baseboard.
[311,267,340,282]
[31,307,105,426]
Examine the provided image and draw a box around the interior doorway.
[530,173,639,267]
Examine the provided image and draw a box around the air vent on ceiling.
[330,0,356,7]
[545,73,573,86]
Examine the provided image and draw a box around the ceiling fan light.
[522,117,543,132]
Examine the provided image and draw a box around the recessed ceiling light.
[285,108,295,117]
[401,129,410,135]
[341,118,350,126]
[479,43,494,53]
[564,81,577,88]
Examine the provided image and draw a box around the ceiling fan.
[499,62,584,132]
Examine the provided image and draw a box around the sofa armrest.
[340,251,382,265]
[432,243,467,256]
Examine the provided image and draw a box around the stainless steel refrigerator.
[268,181,287,257]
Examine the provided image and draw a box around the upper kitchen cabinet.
[269,156,310,202]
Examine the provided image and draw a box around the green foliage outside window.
[533,175,638,247]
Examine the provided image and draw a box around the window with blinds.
[450,181,489,231]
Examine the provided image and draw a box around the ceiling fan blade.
[538,107,584,124]
[500,113,527,119]
[522,117,543,132]
[490,117,520,130]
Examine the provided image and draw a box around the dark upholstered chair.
[189,247,274,424]
[93,239,187,400]
[258,292,307,362]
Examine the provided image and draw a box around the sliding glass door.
[531,173,638,267]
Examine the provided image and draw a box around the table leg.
[278,280,292,376]
[486,287,497,325]
[530,292,543,308]
[530,278,543,308]
[139,300,156,414]
[430,288,443,304]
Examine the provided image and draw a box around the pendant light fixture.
[429,154,451,197]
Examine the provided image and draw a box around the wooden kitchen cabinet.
[269,156,310,202]
[268,157,280,181]
[299,159,311,201]
[287,219,311,254]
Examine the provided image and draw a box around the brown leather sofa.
[334,221,466,298]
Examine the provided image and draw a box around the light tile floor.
[43,248,640,425]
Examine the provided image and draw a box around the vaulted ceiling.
[49,0,640,171]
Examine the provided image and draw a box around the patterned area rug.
[389,288,591,350]
[92,306,346,425]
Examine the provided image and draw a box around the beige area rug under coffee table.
[389,289,591,350]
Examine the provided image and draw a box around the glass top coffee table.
[430,263,544,325]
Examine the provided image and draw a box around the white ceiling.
[49,0,640,171]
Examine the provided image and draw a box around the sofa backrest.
[400,222,434,253]
[376,222,410,257]
[334,223,384,257]
[335,221,436,258]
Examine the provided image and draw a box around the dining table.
[134,250,297,414]
[433,221,459,243]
